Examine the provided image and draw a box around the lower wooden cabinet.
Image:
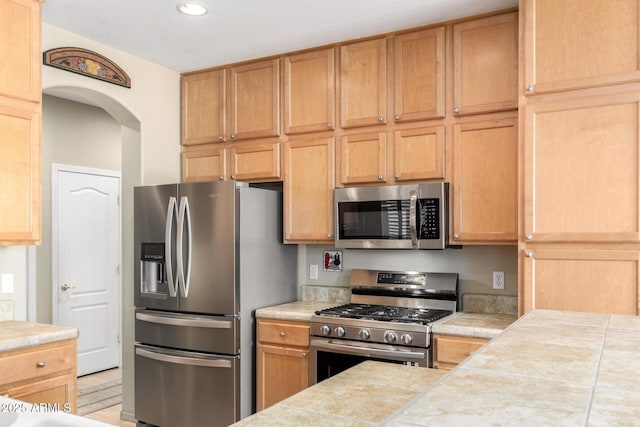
[432,334,488,371]
[256,319,310,411]
[0,339,77,413]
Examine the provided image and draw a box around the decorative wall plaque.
[43,47,131,88]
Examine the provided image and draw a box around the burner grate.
[315,303,452,325]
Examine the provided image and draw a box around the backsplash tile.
[462,293,517,315]
[302,286,351,304]
[0,300,15,320]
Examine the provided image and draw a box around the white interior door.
[53,165,121,376]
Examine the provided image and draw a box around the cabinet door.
[523,0,640,94]
[452,118,517,243]
[229,59,280,140]
[284,48,335,134]
[0,0,41,102]
[181,69,226,145]
[256,343,309,411]
[433,334,488,371]
[521,248,640,315]
[283,137,334,243]
[7,374,76,413]
[340,132,387,184]
[393,27,445,122]
[181,145,227,182]
[453,12,517,115]
[393,125,445,182]
[229,140,280,182]
[340,38,387,128]
[0,97,40,245]
[523,88,640,243]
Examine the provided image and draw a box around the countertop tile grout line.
[582,314,611,426]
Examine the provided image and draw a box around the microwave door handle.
[409,191,418,248]
[165,197,178,297]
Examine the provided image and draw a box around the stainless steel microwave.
[334,183,449,249]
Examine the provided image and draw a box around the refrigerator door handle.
[165,197,178,297]
[136,311,233,329]
[136,347,232,369]
[177,196,193,298]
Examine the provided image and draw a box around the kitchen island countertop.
[239,309,640,426]
[0,320,78,352]
[431,312,517,339]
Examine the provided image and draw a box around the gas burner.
[315,303,452,325]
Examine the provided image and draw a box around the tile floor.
[79,368,135,427]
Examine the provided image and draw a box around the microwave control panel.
[418,199,440,239]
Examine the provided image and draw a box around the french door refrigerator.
[134,181,297,427]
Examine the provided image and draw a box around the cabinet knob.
[525,251,532,258]
[453,234,459,240]
[378,175,384,181]
[377,116,384,123]
[524,234,533,241]
[36,361,46,368]
[217,135,224,141]
[327,234,333,239]
[394,174,400,179]
[453,107,460,114]
[231,175,236,180]
[230,133,236,139]
[219,176,224,181]
[279,331,285,337]
[394,114,400,121]
[526,85,534,92]
[326,123,333,129]
[301,352,307,358]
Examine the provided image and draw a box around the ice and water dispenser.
[140,242,168,295]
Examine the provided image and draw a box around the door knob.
[61,284,74,291]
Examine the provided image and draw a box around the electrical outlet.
[493,271,504,290]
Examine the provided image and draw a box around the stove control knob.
[358,329,371,340]
[320,325,332,336]
[335,326,346,337]
[384,330,397,343]
[400,333,413,345]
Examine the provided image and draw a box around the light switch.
[309,264,319,280]
[1,274,14,294]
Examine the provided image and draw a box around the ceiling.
[42,0,518,73]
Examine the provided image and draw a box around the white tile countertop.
[0,321,78,352]
[431,312,517,339]
[255,301,340,322]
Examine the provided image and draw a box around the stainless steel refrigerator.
[133,181,297,427]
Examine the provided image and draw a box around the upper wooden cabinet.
[523,87,640,243]
[521,248,640,315]
[0,98,41,245]
[393,27,445,122]
[453,12,517,115]
[284,48,335,134]
[0,0,41,103]
[182,144,227,182]
[340,132,387,185]
[229,59,280,141]
[283,136,335,243]
[523,0,640,94]
[229,140,280,182]
[452,117,517,244]
[340,38,387,128]
[181,69,226,145]
[394,125,445,182]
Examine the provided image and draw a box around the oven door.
[309,337,430,385]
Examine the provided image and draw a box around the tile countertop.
[239,310,640,426]
[432,312,517,339]
[0,321,79,352]
[255,301,340,322]
[234,361,446,426]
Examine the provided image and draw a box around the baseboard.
[120,410,136,423]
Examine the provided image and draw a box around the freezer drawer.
[135,309,239,354]
[135,344,239,427]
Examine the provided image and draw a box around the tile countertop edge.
[255,301,341,322]
[0,321,79,352]
[431,312,518,339]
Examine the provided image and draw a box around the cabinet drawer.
[433,334,488,369]
[0,340,76,387]
[257,320,309,347]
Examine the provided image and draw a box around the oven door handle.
[311,338,427,360]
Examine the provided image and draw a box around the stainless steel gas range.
[309,269,458,384]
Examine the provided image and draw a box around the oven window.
[315,349,420,383]
[338,200,410,240]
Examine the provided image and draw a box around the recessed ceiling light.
[176,3,208,16]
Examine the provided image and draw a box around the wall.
[301,245,518,298]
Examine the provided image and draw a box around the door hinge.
[117,264,121,275]
[117,333,121,344]
[117,195,120,206]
